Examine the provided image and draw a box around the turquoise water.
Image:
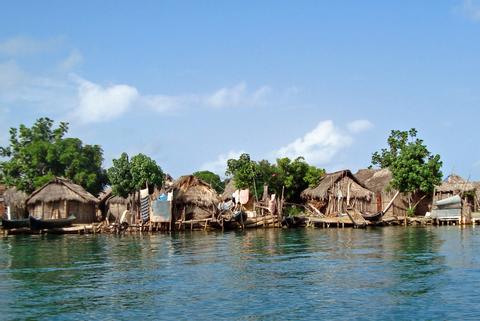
[1,227,480,320]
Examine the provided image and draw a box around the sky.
[1,0,480,179]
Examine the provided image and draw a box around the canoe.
[361,211,384,222]
[1,218,30,229]
[282,216,307,228]
[233,211,247,223]
[29,215,76,230]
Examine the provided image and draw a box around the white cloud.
[134,82,272,115]
[0,60,26,89]
[347,119,374,133]
[0,36,62,56]
[71,76,139,124]
[205,82,271,108]
[200,150,246,176]
[0,61,73,108]
[140,94,193,113]
[277,120,354,165]
[458,0,480,22]
[202,120,373,172]
[59,49,83,71]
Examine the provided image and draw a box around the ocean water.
[1,226,480,320]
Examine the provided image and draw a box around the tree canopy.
[371,128,443,196]
[107,152,164,198]
[0,117,107,195]
[192,170,224,193]
[226,153,325,202]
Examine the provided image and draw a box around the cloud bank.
[203,119,374,175]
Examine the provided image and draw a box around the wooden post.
[64,200,68,219]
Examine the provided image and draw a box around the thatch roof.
[355,169,377,184]
[3,187,28,208]
[106,195,129,205]
[436,174,476,193]
[301,170,373,201]
[172,175,220,207]
[221,179,236,201]
[97,186,112,203]
[27,177,98,205]
[362,168,393,193]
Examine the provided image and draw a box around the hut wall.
[107,203,128,219]
[369,191,408,218]
[28,200,95,223]
[68,201,96,223]
[321,176,371,216]
[173,204,215,221]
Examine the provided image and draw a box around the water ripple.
[1,227,480,320]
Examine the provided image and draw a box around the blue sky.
[1,1,480,179]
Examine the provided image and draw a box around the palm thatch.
[362,168,393,193]
[436,174,476,193]
[3,187,29,218]
[27,178,98,205]
[173,175,220,208]
[106,195,129,206]
[355,168,377,184]
[97,186,112,204]
[171,175,220,220]
[222,179,236,201]
[26,177,98,223]
[301,170,373,201]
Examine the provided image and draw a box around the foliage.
[226,154,257,190]
[371,128,443,198]
[193,170,224,193]
[275,157,325,202]
[107,152,164,198]
[226,153,325,202]
[130,154,164,190]
[284,205,304,217]
[0,117,107,195]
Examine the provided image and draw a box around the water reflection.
[0,227,479,320]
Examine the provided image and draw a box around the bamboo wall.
[29,200,96,223]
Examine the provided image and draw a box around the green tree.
[107,152,164,198]
[193,170,224,193]
[0,117,107,194]
[275,157,325,202]
[107,153,132,198]
[372,128,443,210]
[226,153,325,202]
[226,153,257,190]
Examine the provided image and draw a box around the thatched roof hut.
[172,175,220,220]
[356,168,412,217]
[301,170,373,216]
[436,174,476,194]
[3,187,29,219]
[434,174,477,214]
[362,168,393,193]
[221,179,236,201]
[355,168,377,184]
[105,195,129,221]
[302,170,373,201]
[27,177,98,223]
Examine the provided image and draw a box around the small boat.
[29,215,76,230]
[1,218,30,229]
[233,210,247,223]
[282,216,307,228]
[361,211,384,222]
